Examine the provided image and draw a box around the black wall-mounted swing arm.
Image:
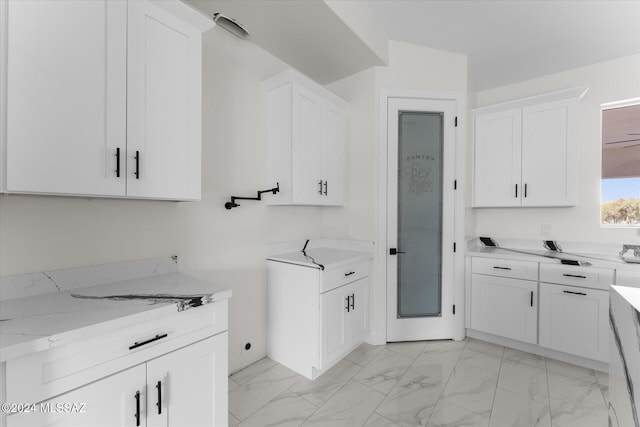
[225,183,280,209]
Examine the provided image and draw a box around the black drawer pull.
[156,380,162,414]
[323,180,328,195]
[318,180,323,195]
[562,274,587,279]
[350,293,355,310]
[530,291,534,307]
[563,290,587,296]
[493,266,512,271]
[115,147,121,178]
[134,391,141,426]
[129,333,168,350]
[344,271,355,277]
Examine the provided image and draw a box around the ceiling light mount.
[213,13,249,39]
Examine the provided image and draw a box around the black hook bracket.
[225,183,280,209]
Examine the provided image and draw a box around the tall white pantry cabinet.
[0,0,211,200]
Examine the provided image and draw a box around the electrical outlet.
[541,224,551,237]
[241,341,253,355]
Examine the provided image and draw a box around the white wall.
[473,54,640,244]
[0,27,329,373]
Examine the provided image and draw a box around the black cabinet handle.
[350,293,355,310]
[345,296,350,312]
[524,183,528,198]
[323,181,328,195]
[530,291,534,307]
[318,180,323,195]
[562,273,587,279]
[156,380,162,415]
[115,147,121,178]
[129,333,168,350]
[563,290,587,296]
[134,150,140,179]
[344,271,355,277]
[515,184,518,198]
[134,391,141,426]
[493,266,512,271]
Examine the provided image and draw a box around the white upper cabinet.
[473,108,522,207]
[266,70,347,206]
[473,87,587,207]
[521,99,578,206]
[6,0,127,197]
[3,0,212,200]
[126,0,203,200]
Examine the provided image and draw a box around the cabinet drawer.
[6,300,227,404]
[539,264,613,290]
[321,260,369,293]
[471,257,538,281]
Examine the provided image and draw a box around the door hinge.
[454,179,457,190]
[453,242,457,252]
[455,116,458,127]
[453,304,456,315]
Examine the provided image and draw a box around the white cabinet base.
[466,329,607,373]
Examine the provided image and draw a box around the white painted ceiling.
[368,0,640,91]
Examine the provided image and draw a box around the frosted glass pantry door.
[387,98,456,342]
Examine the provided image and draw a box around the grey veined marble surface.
[609,285,640,427]
[0,263,231,361]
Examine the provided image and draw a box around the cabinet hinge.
[454,180,457,190]
[453,304,456,315]
[453,242,457,253]
[455,117,458,127]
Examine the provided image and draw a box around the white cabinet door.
[292,84,324,205]
[473,108,522,207]
[147,334,228,427]
[349,278,369,344]
[321,284,351,367]
[539,283,608,362]
[321,103,345,206]
[521,99,577,206]
[471,274,537,344]
[6,364,145,427]
[127,0,202,201]
[6,0,127,196]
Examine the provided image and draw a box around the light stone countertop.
[0,272,231,362]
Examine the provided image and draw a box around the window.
[601,100,640,226]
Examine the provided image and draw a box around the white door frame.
[373,89,466,344]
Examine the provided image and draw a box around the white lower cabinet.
[539,283,609,363]
[7,335,226,427]
[3,301,228,427]
[7,364,145,427]
[146,335,228,427]
[470,274,538,344]
[469,256,614,365]
[267,256,369,380]
[321,278,368,367]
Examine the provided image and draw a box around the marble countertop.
[467,241,640,271]
[612,285,640,312]
[0,272,231,362]
[267,247,372,270]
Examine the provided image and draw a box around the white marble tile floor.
[229,338,608,427]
